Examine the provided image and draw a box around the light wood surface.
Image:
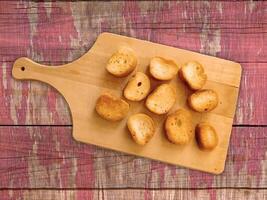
[12,33,241,174]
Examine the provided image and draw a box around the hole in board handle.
[21,67,25,71]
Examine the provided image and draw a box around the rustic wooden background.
[0,1,266,199]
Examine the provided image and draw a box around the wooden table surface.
[0,1,266,199]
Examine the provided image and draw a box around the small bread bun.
[188,89,218,112]
[127,113,155,145]
[149,57,179,80]
[124,72,150,101]
[145,84,176,115]
[95,93,129,121]
[196,122,218,151]
[106,47,137,77]
[180,61,207,90]
[165,109,193,145]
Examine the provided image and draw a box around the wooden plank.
[0,189,266,200]
[235,63,267,125]
[0,1,265,63]
[0,126,266,189]
[0,1,266,125]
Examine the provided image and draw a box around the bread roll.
[124,72,150,101]
[145,84,176,115]
[127,113,155,145]
[150,57,179,80]
[165,109,193,145]
[96,93,129,121]
[106,47,137,77]
[196,122,218,151]
[188,89,218,112]
[180,61,207,90]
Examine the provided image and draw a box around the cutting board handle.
[12,57,67,91]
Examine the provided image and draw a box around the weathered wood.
[235,63,267,125]
[0,189,266,200]
[0,0,266,197]
[0,126,266,189]
[0,0,266,125]
[1,1,266,62]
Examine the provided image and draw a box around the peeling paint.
[182,10,187,19]
[10,77,22,124]
[2,63,7,89]
[27,1,38,56]
[70,157,78,188]
[23,190,76,200]
[200,17,221,56]
[44,1,52,18]
[28,128,64,188]
[260,152,267,186]
[257,47,262,56]
[8,189,13,198]
[247,95,254,122]
[216,2,223,15]
[28,140,49,187]
[248,0,256,13]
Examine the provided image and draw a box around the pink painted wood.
[0,127,266,190]
[0,1,266,199]
[0,189,266,200]
[0,1,266,125]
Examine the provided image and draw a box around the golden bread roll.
[145,84,176,115]
[124,72,150,101]
[127,113,155,145]
[188,89,218,112]
[165,109,193,145]
[180,61,207,90]
[150,57,179,80]
[96,93,129,121]
[195,122,218,151]
[106,47,137,77]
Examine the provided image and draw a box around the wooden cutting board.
[12,33,242,174]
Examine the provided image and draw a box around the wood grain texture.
[0,0,266,199]
[0,189,266,200]
[1,62,266,125]
[0,126,266,189]
[0,1,266,125]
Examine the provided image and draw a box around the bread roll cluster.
[95,47,219,151]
